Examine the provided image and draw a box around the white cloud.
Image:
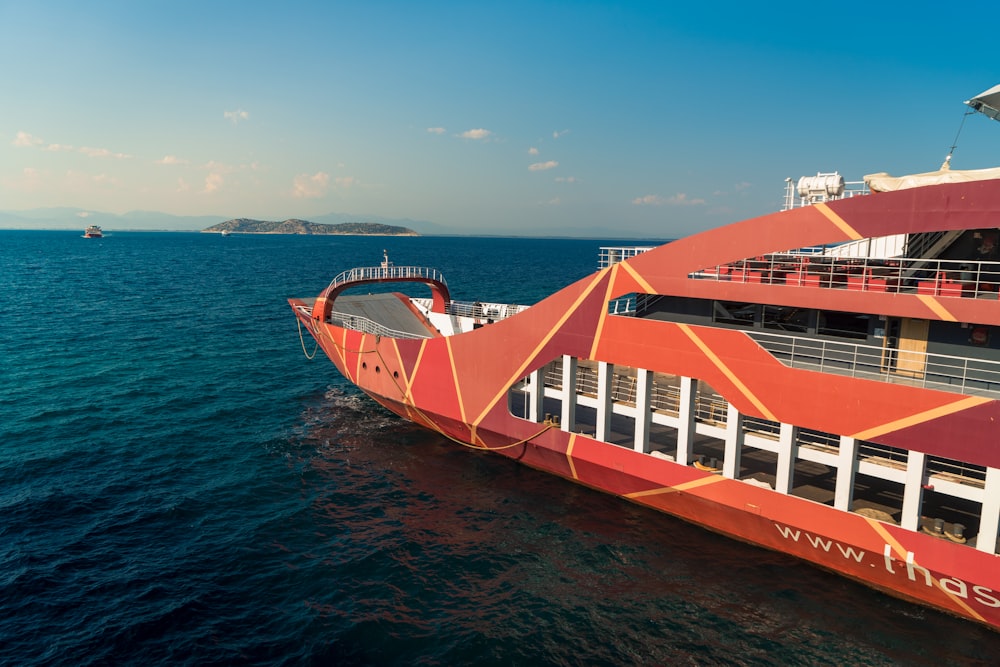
[156,155,188,165]
[293,171,331,198]
[528,147,539,155]
[77,211,91,218]
[43,143,74,152]
[204,172,223,194]
[633,194,664,206]
[80,146,131,159]
[426,127,446,135]
[553,129,570,139]
[13,131,43,147]
[529,160,558,171]
[632,193,706,206]
[224,109,250,124]
[555,176,577,183]
[460,128,492,140]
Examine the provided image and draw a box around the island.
[202,218,418,236]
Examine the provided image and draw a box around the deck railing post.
[676,377,698,466]
[722,403,744,479]
[834,436,858,512]
[775,423,798,494]
[979,468,1000,555]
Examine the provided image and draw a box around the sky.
[2,1,999,238]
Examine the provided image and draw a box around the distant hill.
[203,218,419,235]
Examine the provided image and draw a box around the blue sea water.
[2,230,999,666]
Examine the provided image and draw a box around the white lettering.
[771,527,998,612]
[836,543,866,563]
[805,534,833,551]
[773,524,801,541]
[973,585,1000,608]
[939,576,969,599]
[883,544,895,574]
[905,551,932,586]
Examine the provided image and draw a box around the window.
[714,301,755,327]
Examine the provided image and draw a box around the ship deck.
[329,293,438,339]
[510,387,986,550]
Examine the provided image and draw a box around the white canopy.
[966,84,1000,122]
[865,165,1000,192]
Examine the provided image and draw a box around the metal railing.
[747,330,1000,397]
[328,310,432,339]
[445,300,528,320]
[530,357,989,488]
[599,246,654,269]
[691,253,1000,299]
[782,175,869,210]
[608,296,636,314]
[528,359,986,488]
[326,264,448,293]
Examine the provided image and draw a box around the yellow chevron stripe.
[851,395,991,441]
[916,294,958,322]
[471,270,609,426]
[407,338,429,397]
[566,433,579,480]
[353,332,365,381]
[863,517,985,623]
[327,323,349,373]
[625,473,724,499]
[589,265,619,360]
[815,203,863,240]
[619,260,657,295]
[677,324,778,421]
[445,337,468,424]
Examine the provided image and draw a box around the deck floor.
[334,293,436,338]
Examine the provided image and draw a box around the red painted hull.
[291,178,1000,631]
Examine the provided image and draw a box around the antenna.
[944,109,975,168]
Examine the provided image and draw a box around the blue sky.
[2,1,998,237]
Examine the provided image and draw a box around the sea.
[2,230,999,666]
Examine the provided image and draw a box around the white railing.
[782,175,869,210]
[445,300,528,320]
[530,357,988,488]
[747,330,1000,397]
[608,296,636,314]
[326,264,447,293]
[329,310,431,339]
[599,246,654,269]
[691,253,1000,299]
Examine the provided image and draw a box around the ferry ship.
[289,86,1000,630]
[83,225,103,238]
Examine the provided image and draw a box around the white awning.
[966,84,1000,122]
[865,165,1000,192]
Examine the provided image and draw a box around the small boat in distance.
[83,225,103,238]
